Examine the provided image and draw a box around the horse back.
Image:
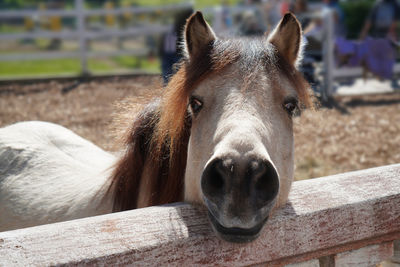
[0,121,116,231]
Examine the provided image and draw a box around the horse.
[0,12,311,243]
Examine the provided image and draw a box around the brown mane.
[109,100,190,211]
[108,41,224,211]
[108,18,312,212]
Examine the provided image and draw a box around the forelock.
[211,37,278,75]
[211,37,311,107]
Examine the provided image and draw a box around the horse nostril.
[209,168,225,190]
[201,159,232,201]
[250,160,279,206]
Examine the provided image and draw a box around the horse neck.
[109,116,190,212]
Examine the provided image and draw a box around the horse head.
[111,11,311,243]
[181,12,310,242]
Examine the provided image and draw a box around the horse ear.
[268,13,303,67]
[184,11,216,59]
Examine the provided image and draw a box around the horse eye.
[283,97,299,116]
[189,96,203,114]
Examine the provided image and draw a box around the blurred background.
[1,0,399,93]
[0,0,389,82]
[0,0,399,180]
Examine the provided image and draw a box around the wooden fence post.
[390,240,400,264]
[323,9,334,101]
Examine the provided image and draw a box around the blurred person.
[296,0,345,70]
[358,0,400,88]
[280,0,291,16]
[322,0,346,38]
[210,0,233,36]
[289,0,319,89]
[159,8,193,84]
[236,0,267,36]
[221,0,233,30]
[46,0,65,50]
[359,0,400,41]
[302,0,346,40]
[289,0,311,29]
[263,0,284,32]
[238,10,265,36]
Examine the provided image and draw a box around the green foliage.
[0,0,34,9]
[0,24,23,33]
[0,0,74,9]
[0,56,160,78]
[340,0,375,39]
[113,56,160,72]
[0,58,81,77]
[0,58,111,77]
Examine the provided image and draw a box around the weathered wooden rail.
[0,164,399,266]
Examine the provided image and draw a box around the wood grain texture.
[0,164,400,266]
[392,240,400,263]
[334,242,393,266]
[285,259,320,267]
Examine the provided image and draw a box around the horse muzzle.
[201,157,279,243]
[207,209,269,243]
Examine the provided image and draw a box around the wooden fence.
[0,164,399,266]
[0,0,192,74]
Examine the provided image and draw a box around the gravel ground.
[1,76,399,180]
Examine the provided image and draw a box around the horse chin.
[207,211,268,243]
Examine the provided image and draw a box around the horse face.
[183,12,304,243]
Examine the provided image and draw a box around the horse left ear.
[184,11,217,59]
[268,13,303,67]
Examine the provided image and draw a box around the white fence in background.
[0,0,193,74]
[0,164,399,266]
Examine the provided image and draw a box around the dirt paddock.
[0,75,399,180]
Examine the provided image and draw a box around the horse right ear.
[268,13,303,67]
[184,11,217,59]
